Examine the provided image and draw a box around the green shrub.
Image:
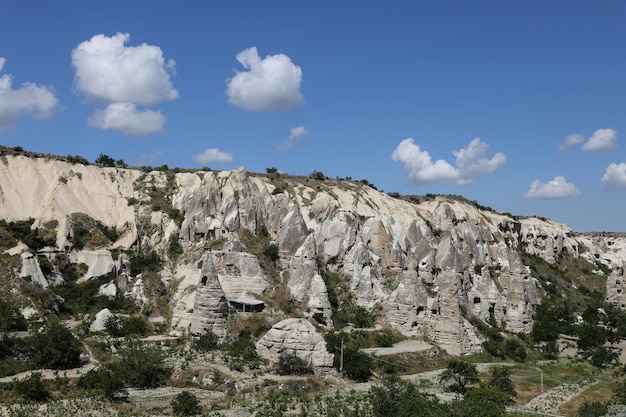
[310,170,325,180]
[370,376,450,417]
[171,390,201,416]
[105,315,151,337]
[28,321,82,370]
[128,250,162,276]
[95,153,116,167]
[11,372,49,402]
[194,330,219,352]
[168,208,185,228]
[112,338,171,388]
[225,331,265,371]
[168,232,183,260]
[76,367,126,399]
[276,351,313,375]
[374,332,394,348]
[0,295,27,335]
[343,348,372,382]
[263,243,279,262]
[349,306,375,328]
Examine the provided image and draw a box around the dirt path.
[0,363,95,384]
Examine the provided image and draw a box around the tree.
[276,351,313,376]
[310,170,325,180]
[29,321,82,369]
[194,329,220,352]
[11,372,50,402]
[171,390,201,416]
[0,295,27,338]
[343,348,372,382]
[451,387,507,417]
[577,324,617,367]
[266,167,278,174]
[349,306,376,328]
[263,242,279,262]
[95,153,116,167]
[112,338,171,388]
[77,367,126,400]
[487,365,517,401]
[439,360,479,394]
[370,376,452,417]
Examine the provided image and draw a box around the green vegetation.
[224,330,266,371]
[171,390,201,416]
[439,360,479,394]
[167,232,183,261]
[53,278,137,317]
[276,350,313,375]
[523,249,626,367]
[310,170,326,180]
[104,315,152,337]
[0,218,56,251]
[10,372,50,403]
[69,212,122,249]
[28,321,82,370]
[193,329,220,352]
[112,338,171,388]
[76,367,126,400]
[487,365,517,402]
[128,249,162,276]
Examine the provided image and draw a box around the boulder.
[90,308,113,332]
[256,318,334,367]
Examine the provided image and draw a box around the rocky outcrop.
[189,253,229,339]
[2,152,626,356]
[90,308,113,332]
[606,265,626,308]
[256,318,334,367]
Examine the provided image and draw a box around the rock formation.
[1,149,626,356]
[189,253,229,339]
[256,318,334,367]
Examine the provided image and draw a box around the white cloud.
[194,148,233,165]
[137,151,162,166]
[0,58,59,129]
[523,176,581,199]
[581,128,618,151]
[391,137,505,185]
[72,33,178,105]
[453,138,506,185]
[559,133,584,150]
[601,162,626,191]
[277,125,310,150]
[226,47,303,112]
[87,102,166,136]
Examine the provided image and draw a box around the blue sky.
[1,1,625,232]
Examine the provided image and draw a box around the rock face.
[189,253,229,339]
[90,308,114,332]
[256,318,334,367]
[606,265,626,308]
[2,151,626,356]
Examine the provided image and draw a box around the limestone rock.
[90,308,113,332]
[256,318,334,367]
[189,253,228,339]
[606,265,626,308]
[20,252,48,288]
[3,153,626,357]
[72,249,116,280]
[287,234,332,326]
